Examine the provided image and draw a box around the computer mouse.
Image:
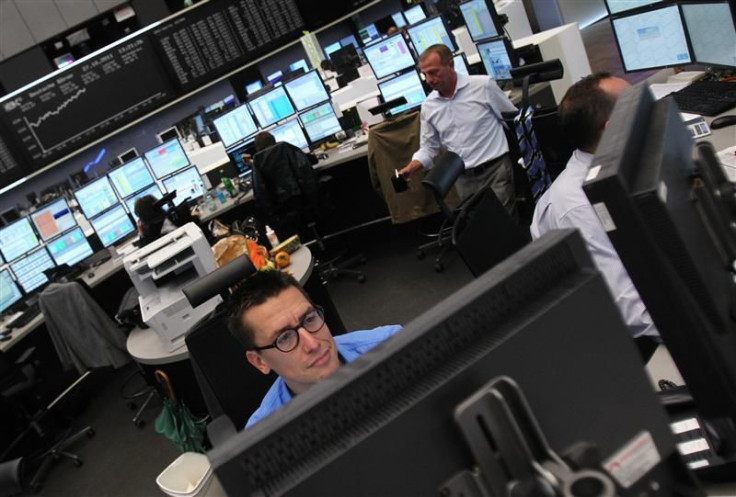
[87,272,95,278]
[710,115,736,130]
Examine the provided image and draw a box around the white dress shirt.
[411,73,517,170]
[530,150,658,338]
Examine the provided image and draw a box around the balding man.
[398,44,518,214]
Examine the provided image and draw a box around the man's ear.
[246,350,271,375]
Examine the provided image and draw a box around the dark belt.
[463,153,508,176]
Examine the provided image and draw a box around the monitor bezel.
[678,0,736,70]
[143,138,192,180]
[363,32,417,81]
[73,176,119,220]
[45,225,94,268]
[9,245,56,295]
[297,102,343,146]
[107,156,156,199]
[404,4,427,25]
[269,118,311,151]
[458,0,504,42]
[247,85,297,129]
[357,23,381,46]
[407,14,457,55]
[89,204,136,248]
[475,36,518,82]
[283,69,331,112]
[29,197,78,242]
[0,267,24,314]
[603,0,663,17]
[212,104,260,149]
[377,68,427,116]
[162,165,206,206]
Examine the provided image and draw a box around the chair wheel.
[434,262,444,273]
[86,428,95,438]
[417,250,425,260]
[357,275,366,283]
[73,460,83,468]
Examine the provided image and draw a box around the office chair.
[253,142,365,282]
[0,457,23,497]
[451,185,530,277]
[419,151,466,272]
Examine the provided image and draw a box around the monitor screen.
[324,41,342,59]
[460,0,500,41]
[46,226,94,267]
[0,218,40,262]
[90,205,135,248]
[477,37,515,81]
[249,86,296,128]
[605,0,662,15]
[270,119,310,150]
[125,184,164,221]
[453,53,470,75]
[245,80,264,95]
[681,1,736,69]
[407,16,456,55]
[289,59,309,73]
[358,24,380,45]
[74,176,118,219]
[213,105,259,149]
[144,139,190,180]
[611,4,691,72]
[0,269,23,314]
[363,33,416,80]
[404,4,427,24]
[378,70,427,115]
[299,102,342,144]
[9,247,55,294]
[162,166,205,207]
[30,198,77,241]
[392,12,407,28]
[108,157,155,198]
[339,35,361,54]
[266,71,284,85]
[284,71,330,112]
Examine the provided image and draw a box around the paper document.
[718,146,736,182]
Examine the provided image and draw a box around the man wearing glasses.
[228,271,402,428]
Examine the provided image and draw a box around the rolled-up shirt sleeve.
[411,110,441,170]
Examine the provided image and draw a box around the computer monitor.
[289,59,309,74]
[407,16,456,55]
[249,86,296,129]
[404,4,427,24]
[144,139,191,179]
[212,105,259,149]
[392,12,407,28]
[156,127,181,144]
[324,41,342,59]
[377,69,427,115]
[583,84,736,458]
[162,166,205,207]
[681,1,736,69]
[453,53,470,75]
[125,184,164,221]
[30,198,77,242]
[270,119,310,151]
[298,102,342,145]
[73,176,118,219]
[245,80,264,95]
[476,37,516,81]
[89,204,136,248]
[357,24,380,45]
[209,230,696,496]
[611,4,692,72]
[9,247,55,294]
[363,33,417,80]
[117,148,139,164]
[45,226,94,267]
[0,218,40,263]
[0,269,23,314]
[283,70,330,112]
[604,0,662,15]
[266,71,284,85]
[339,35,361,54]
[107,157,155,198]
[460,0,501,41]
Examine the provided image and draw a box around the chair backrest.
[421,151,465,221]
[451,187,530,277]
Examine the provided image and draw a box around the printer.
[123,223,221,352]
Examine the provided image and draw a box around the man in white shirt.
[398,44,518,214]
[530,72,659,358]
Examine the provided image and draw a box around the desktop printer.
[123,223,221,351]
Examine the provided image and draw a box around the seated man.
[134,195,176,246]
[228,271,401,428]
[530,72,659,358]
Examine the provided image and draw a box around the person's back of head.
[254,131,276,153]
[134,195,165,225]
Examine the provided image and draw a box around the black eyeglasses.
[250,306,325,353]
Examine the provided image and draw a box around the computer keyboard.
[81,249,111,269]
[671,80,736,117]
[7,301,42,329]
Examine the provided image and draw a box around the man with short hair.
[398,44,518,213]
[530,72,659,348]
[228,271,401,428]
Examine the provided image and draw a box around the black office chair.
[419,151,466,272]
[253,142,365,282]
[451,185,530,277]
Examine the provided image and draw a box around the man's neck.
[439,73,458,98]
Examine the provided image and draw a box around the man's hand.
[398,160,422,178]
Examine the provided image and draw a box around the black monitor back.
[209,230,692,496]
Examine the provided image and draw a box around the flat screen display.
[30,198,77,241]
[477,37,514,81]
[681,1,736,68]
[605,0,662,15]
[245,81,264,95]
[289,59,309,73]
[74,176,118,219]
[0,218,40,262]
[407,16,455,55]
[270,119,310,150]
[46,226,94,267]
[162,166,205,206]
[9,247,55,294]
[108,157,155,198]
[299,102,343,144]
[266,71,284,85]
[213,105,259,149]
[460,0,500,41]
[392,12,407,28]
[324,41,342,59]
[453,54,470,75]
[284,70,330,111]
[377,70,427,115]
[249,86,296,128]
[611,5,691,71]
[125,184,164,221]
[144,139,191,179]
[0,269,23,314]
[358,24,380,45]
[89,204,135,247]
[405,4,427,24]
[363,34,416,80]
